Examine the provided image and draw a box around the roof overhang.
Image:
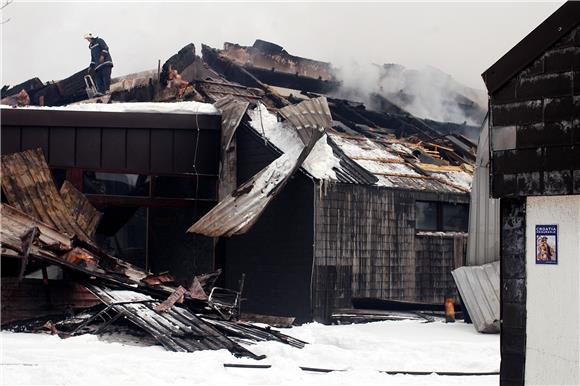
[482,1,580,95]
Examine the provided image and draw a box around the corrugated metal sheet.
[452,261,500,333]
[86,284,260,357]
[0,203,73,259]
[1,148,93,243]
[215,95,250,150]
[59,181,103,238]
[215,96,251,199]
[466,116,500,265]
[188,97,331,237]
[1,202,176,297]
[278,96,332,145]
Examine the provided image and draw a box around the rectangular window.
[416,201,438,230]
[416,201,469,232]
[442,203,469,232]
[154,176,217,200]
[83,172,150,196]
[94,206,148,269]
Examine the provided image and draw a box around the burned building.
[481,2,580,385]
[1,103,222,323]
[189,97,474,323]
[2,37,478,326]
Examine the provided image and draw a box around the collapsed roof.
[2,39,476,206]
[0,148,306,356]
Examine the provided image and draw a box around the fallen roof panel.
[188,98,330,237]
[86,283,262,358]
[0,203,180,298]
[1,148,93,243]
[214,95,251,150]
[59,181,103,238]
[452,261,500,333]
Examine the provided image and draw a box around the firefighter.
[84,33,113,95]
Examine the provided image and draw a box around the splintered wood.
[154,286,187,312]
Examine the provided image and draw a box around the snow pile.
[0,101,219,115]
[1,320,499,385]
[248,104,340,181]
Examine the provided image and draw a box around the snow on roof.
[330,135,400,162]
[431,170,473,191]
[248,103,340,181]
[329,133,420,179]
[329,132,472,193]
[245,104,472,193]
[0,101,219,115]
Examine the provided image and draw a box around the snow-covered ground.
[1,320,499,385]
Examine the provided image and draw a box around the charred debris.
[2,40,478,331]
[0,148,305,357]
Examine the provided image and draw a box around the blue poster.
[535,224,558,265]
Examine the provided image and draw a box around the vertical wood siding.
[312,183,468,321]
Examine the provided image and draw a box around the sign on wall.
[535,224,558,265]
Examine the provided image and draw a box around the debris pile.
[0,148,305,358]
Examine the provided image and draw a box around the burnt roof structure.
[2,38,479,324]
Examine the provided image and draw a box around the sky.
[0,1,565,91]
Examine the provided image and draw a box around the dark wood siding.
[312,183,469,322]
[415,234,466,302]
[224,126,315,323]
[1,278,100,325]
[490,24,580,198]
[224,126,471,323]
[0,108,221,176]
[1,108,221,286]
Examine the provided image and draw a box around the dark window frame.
[415,200,469,232]
[55,166,217,272]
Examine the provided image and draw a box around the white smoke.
[331,60,487,126]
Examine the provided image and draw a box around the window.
[154,176,216,200]
[95,207,148,269]
[442,203,469,231]
[83,172,150,196]
[416,201,469,232]
[416,201,438,230]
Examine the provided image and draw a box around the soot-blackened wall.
[224,125,315,322]
[490,24,580,198]
[312,183,468,322]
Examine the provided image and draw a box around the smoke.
[331,60,487,126]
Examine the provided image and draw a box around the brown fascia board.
[482,1,580,95]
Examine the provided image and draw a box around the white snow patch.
[1,320,499,385]
[0,101,219,115]
[329,134,400,161]
[248,104,340,180]
[432,170,472,191]
[356,159,419,177]
[329,134,426,187]
[390,142,416,156]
